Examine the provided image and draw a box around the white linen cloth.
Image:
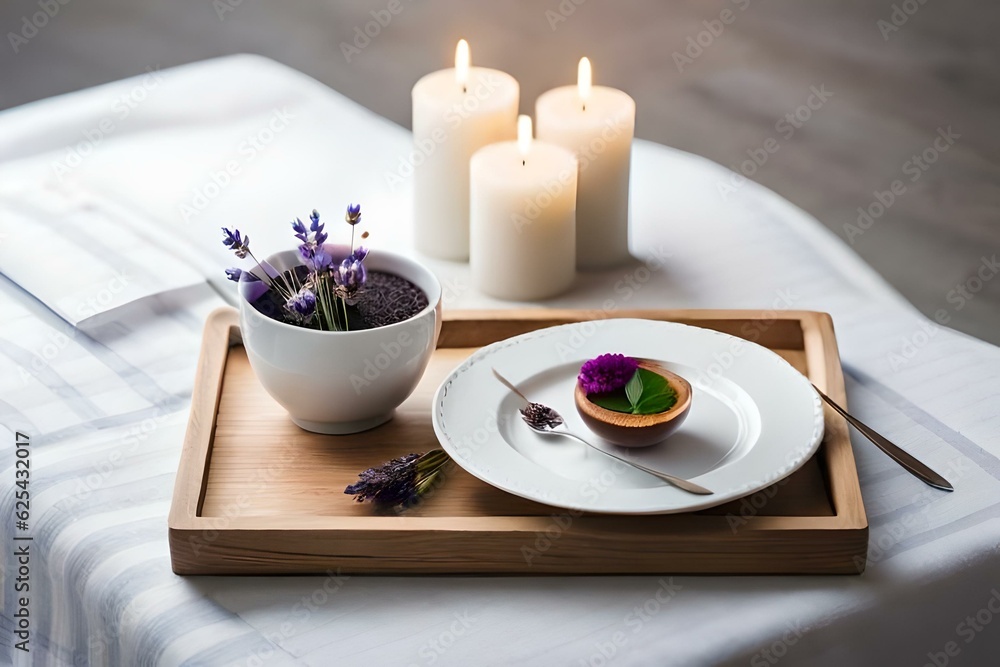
[1,55,998,667]
[0,182,205,327]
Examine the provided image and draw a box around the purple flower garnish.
[221,227,251,259]
[333,257,366,297]
[345,203,362,226]
[286,288,317,321]
[351,245,368,262]
[309,209,321,229]
[578,354,639,394]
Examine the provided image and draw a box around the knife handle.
[813,385,953,492]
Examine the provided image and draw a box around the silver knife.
[812,384,953,492]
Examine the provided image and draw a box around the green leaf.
[631,368,678,415]
[588,389,634,413]
[624,370,643,410]
[587,369,680,415]
[633,392,677,415]
[635,367,669,396]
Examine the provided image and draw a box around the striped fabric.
[1,56,998,666]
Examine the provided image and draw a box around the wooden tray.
[168,308,867,575]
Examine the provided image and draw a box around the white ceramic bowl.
[238,248,441,434]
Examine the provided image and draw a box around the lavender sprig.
[221,227,251,259]
[346,203,362,255]
[222,227,290,298]
[332,256,366,299]
[344,449,450,510]
[286,287,317,323]
[298,243,333,273]
[222,205,371,331]
[345,204,361,226]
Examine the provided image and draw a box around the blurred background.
[1,0,997,343]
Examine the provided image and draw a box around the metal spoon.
[492,369,713,495]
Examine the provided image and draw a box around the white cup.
[238,248,442,434]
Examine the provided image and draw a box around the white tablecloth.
[1,55,998,667]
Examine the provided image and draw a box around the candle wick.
[582,103,586,112]
[522,159,526,166]
[462,85,467,94]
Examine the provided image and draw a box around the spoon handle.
[491,368,531,405]
[557,429,713,495]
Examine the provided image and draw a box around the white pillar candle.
[470,115,577,300]
[536,57,635,270]
[411,39,519,261]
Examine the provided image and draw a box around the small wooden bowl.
[574,361,692,448]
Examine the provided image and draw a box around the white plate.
[431,319,824,514]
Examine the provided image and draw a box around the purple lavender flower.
[286,288,317,321]
[345,450,450,509]
[351,245,368,262]
[226,267,262,283]
[221,227,241,248]
[333,257,366,297]
[297,244,313,265]
[345,452,421,507]
[291,218,309,243]
[221,227,251,259]
[297,243,332,272]
[345,203,362,226]
[294,211,329,267]
[578,354,639,394]
[311,246,333,273]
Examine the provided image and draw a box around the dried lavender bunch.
[345,449,450,510]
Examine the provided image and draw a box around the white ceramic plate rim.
[431,319,824,514]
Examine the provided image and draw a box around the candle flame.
[517,115,532,158]
[578,57,592,108]
[455,39,470,90]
